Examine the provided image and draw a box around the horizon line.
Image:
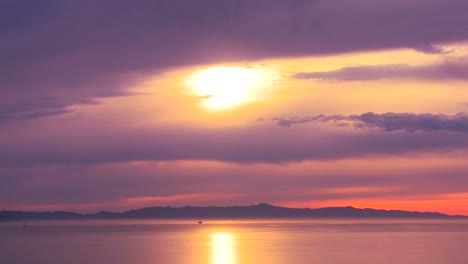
[2,203,467,217]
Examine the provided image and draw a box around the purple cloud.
[293,59,468,81]
[2,0,468,121]
[413,44,448,54]
[0,109,71,123]
[1,117,468,167]
[273,112,468,132]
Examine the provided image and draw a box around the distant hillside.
[1,203,466,221]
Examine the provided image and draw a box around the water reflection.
[210,233,236,264]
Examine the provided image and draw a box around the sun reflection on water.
[210,233,236,264]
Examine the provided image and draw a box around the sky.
[1,0,468,215]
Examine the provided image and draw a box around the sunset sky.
[1,0,468,215]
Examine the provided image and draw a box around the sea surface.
[1,219,468,264]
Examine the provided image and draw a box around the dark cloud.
[21,109,71,120]
[1,117,468,167]
[293,59,468,81]
[0,109,71,123]
[273,112,468,132]
[413,44,448,54]
[2,0,468,120]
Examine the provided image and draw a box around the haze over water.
[1,219,468,264]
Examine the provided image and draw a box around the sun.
[187,66,262,110]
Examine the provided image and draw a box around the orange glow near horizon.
[282,194,468,216]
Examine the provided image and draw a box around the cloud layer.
[273,112,468,131]
[2,0,468,120]
[293,60,468,81]
[2,114,468,167]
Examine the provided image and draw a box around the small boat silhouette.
[198,220,203,224]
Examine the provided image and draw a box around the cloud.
[2,157,468,213]
[413,44,448,54]
[0,109,72,123]
[293,59,468,81]
[1,0,468,120]
[1,115,468,167]
[272,112,468,132]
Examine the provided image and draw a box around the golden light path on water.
[210,233,236,264]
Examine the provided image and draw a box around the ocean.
[1,219,468,264]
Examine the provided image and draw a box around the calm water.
[1,219,468,264]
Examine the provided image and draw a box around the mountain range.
[1,203,466,221]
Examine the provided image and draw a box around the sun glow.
[187,66,264,110]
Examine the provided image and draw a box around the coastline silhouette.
[1,203,465,221]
